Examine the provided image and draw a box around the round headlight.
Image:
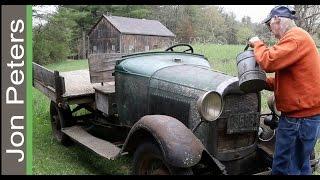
[197,91,223,122]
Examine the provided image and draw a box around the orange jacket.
[253,27,320,117]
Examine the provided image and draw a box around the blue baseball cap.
[262,5,297,24]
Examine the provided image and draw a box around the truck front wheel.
[132,141,193,175]
[49,101,73,146]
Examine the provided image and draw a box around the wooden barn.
[88,15,175,54]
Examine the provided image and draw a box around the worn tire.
[49,101,73,146]
[132,141,193,175]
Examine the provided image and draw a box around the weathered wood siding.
[32,62,66,103]
[88,53,127,83]
[120,34,172,53]
[89,18,121,54]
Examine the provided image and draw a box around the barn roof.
[89,15,175,37]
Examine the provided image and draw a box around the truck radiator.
[216,93,259,152]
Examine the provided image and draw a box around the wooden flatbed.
[60,70,96,99]
[32,62,115,105]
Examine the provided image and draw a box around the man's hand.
[248,36,261,48]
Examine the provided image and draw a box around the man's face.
[266,16,281,39]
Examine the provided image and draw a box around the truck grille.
[217,93,259,152]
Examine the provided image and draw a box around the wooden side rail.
[32,62,65,103]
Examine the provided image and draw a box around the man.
[248,5,320,175]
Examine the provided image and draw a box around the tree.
[295,5,320,35]
[251,23,276,46]
[237,25,254,44]
[148,5,180,35]
[241,16,252,26]
[194,5,226,43]
[33,6,84,64]
[176,16,196,43]
[220,10,239,44]
[33,12,73,64]
[34,4,289,61]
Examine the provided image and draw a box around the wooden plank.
[60,70,96,98]
[62,125,121,160]
[89,70,115,83]
[54,71,63,103]
[33,80,57,103]
[95,92,110,115]
[94,83,115,94]
[94,84,116,115]
[60,76,66,95]
[33,62,55,88]
[89,61,116,72]
[66,96,94,105]
[33,63,105,104]
[88,53,127,83]
[32,62,66,102]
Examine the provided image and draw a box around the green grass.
[45,59,89,72]
[193,43,243,76]
[316,143,320,175]
[33,45,320,175]
[32,59,131,175]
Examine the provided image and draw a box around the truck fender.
[121,115,203,167]
[121,115,225,174]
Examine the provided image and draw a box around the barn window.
[98,29,102,38]
[112,45,115,51]
[93,46,97,52]
[144,45,149,51]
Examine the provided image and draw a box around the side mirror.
[267,95,281,117]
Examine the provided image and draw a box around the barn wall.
[120,34,173,53]
[89,18,121,54]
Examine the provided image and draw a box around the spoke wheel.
[132,141,193,175]
[138,151,170,175]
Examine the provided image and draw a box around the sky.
[218,5,276,23]
[32,5,58,26]
[32,5,279,26]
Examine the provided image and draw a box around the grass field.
[32,60,132,175]
[33,45,320,175]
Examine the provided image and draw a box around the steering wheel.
[165,43,194,53]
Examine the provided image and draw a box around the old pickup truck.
[32,44,319,175]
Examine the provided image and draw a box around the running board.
[62,125,121,160]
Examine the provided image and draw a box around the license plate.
[227,112,259,134]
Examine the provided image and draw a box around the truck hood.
[115,52,211,77]
[150,64,235,93]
